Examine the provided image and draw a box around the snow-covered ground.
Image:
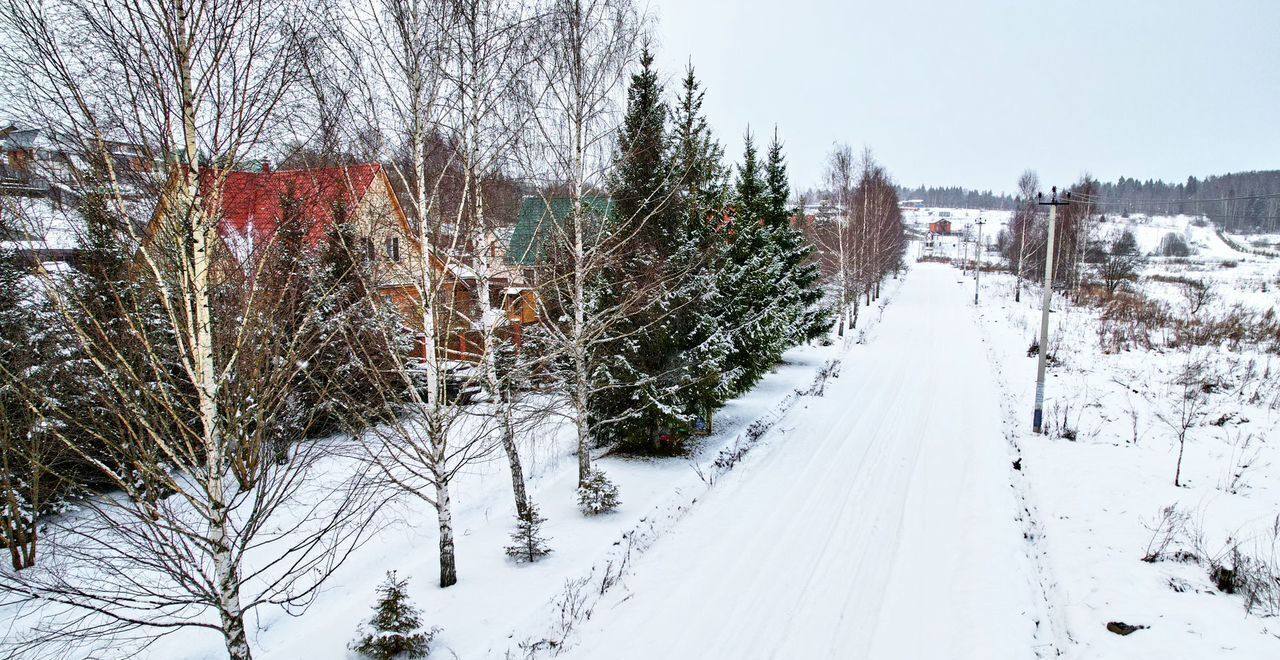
[4,297,863,659]
[531,215,1279,659]
[972,250,1280,658]
[1092,214,1239,261]
[1097,214,1277,313]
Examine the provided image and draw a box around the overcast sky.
[646,0,1280,195]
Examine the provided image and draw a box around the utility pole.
[961,231,968,274]
[1032,187,1070,434]
[973,216,986,305]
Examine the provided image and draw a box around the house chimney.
[261,159,271,174]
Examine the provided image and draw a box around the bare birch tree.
[812,145,903,332]
[518,0,645,492]
[1010,169,1039,302]
[814,144,858,335]
[330,0,525,588]
[0,0,385,658]
[436,0,541,524]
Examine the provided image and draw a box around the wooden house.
[153,163,532,362]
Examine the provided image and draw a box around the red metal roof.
[213,163,382,249]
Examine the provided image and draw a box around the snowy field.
[972,243,1280,658]
[1093,214,1239,261]
[915,208,1276,314]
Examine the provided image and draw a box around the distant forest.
[899,170,1280,233]
[896,186,1016,210]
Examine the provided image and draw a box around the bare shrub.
[1090,288,1168,353]
[1236,522,1280,616]
[1160,232,1191,257]
[1179,279,1216,317]
[1220,432,1263,495]
[804,359,842,397]
[1199,519,1280,617]
[1049,400,1077,441]
[552,576,593,648]
[1173,305,1256,351]
[1141,505,1191,563]
[1140,508,1280,616]
[1148,273,1201,287]
[1117,392,1145,445]
[1090,279,1280,355]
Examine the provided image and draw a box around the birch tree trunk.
[457,2,533,519]
[572,98,593,487]
[432,419,457,587]
[472,174,531,520]
[177,1,251,653]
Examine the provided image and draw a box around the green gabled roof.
[507,195,613,266]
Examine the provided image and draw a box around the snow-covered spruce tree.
[54,191,187,502]
[718,132,792,395]
[304,206,407,439]
[577,468,621,515]
[352,571,438,660]
[246,190,317,470]
[762,132,831,344]
[2,189,182,571]
[661,65,735,428]
[594,56,748,454]
[505,503,552,563]
[0,207,55,571]
[594,45,689,452]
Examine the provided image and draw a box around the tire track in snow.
[973,297,1073,657]
[690,366,907,655]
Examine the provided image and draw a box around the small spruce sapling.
[351,571,438,660]
[505,504,552,563]
[576,469,620,515]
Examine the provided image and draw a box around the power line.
[1065,191,1280,205]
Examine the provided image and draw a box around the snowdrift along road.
[566,263,1047,659]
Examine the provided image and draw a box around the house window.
[363,237,375,263]
[386,236,400,262]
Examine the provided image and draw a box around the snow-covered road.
[566,263,1045,659]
